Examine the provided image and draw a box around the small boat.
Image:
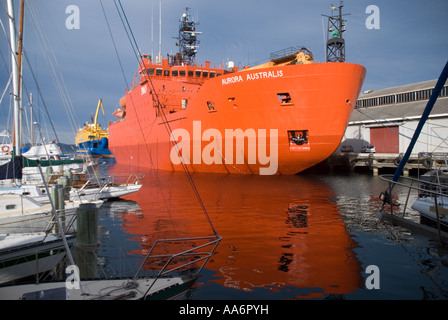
[0,158,141,208]
[0,132,81,171]
[67,173,143,202]
[0,273,197,300]
[0,194,79,234]
[410,168,448,226]
[75,99,113,158]
[411,196,448,226]
[112,108,124,118]
[0,232,76,285]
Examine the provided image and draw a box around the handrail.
[380,174,448,198]
[132,235,222,299]
[379,173,447,243]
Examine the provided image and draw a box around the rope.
[99,1,128,88]
[109,1,218,236]
[102,1,178,243]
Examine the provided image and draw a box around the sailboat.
[0,192,79,234]
[0,1,221,299]
[67,172,143,202]
[0,0,80,285]
[0,232,76,285]
[410,159,448,226]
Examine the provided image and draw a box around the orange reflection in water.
[110,165,362,298]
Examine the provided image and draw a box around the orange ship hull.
[109,61,365,174]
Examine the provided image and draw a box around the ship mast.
[323,1,349,62]
[158,0,162,64]
[7,0,23,156]
[175,7,201,65]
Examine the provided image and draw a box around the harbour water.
[94,161,448,300]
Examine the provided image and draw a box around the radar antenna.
[175,7,201,65]
[322,1,349,62]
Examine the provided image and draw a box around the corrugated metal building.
[341,79,448,155]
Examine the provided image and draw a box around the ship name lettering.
[221,75,244,85]
[221,70,283,85]
[246,70,283,81]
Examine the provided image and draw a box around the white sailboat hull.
[0,194,78,234]
[411,196,448,226]
[69,184,142,202]
[0,274,197,300]
[0,233,76,284]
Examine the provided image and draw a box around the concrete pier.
[324,152,447,176]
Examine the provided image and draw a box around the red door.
[370,126,399,153]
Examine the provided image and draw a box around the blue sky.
[0,0,447,144]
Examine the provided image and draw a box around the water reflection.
[108,164,362,298]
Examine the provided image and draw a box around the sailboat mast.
[17,0,24,152]
[158,0,161,63]
[6,0,21,156]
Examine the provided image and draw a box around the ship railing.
[270,46,308,61]
[379,173,448,243]
[133,235,222,298]
[380,174,448,207]
[83,172,144,188]
[104,172,145,186]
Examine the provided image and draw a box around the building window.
[356,85,447,109]
[378,95,394,105]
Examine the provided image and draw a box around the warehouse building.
[335,79,448,174]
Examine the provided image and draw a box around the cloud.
[1,0,447,144]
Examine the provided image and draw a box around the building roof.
[350,97,448,123]
[349,79,448,124]
[358,79,438,98]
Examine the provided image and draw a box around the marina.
[0,0,447,309]
[70,163,448,300]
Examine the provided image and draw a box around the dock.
[324,152,448,175]
[377,211,448,244]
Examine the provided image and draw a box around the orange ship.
[109,7,366,175]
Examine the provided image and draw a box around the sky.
[0,0,447,144]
